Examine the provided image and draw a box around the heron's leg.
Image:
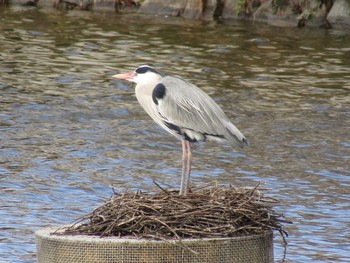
[184,141,192,195]
[179,140,187,196]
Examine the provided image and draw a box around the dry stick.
[59,185,289,261]
[248,183,261,196]
[60,184,289,258]
[152,180,171,195]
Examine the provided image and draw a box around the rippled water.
[0,5,349,263]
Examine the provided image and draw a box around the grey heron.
[112,65,248,196]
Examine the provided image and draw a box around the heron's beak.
[112,71,135,82]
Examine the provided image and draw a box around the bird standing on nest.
[112,65,248,196]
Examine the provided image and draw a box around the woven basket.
[35,226,274,263]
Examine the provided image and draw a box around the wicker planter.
[35,226,274,263]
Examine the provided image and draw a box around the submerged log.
[139,0,226,20]
[3,0,350,28]
[138,0,350,28]
[138,0,188,17]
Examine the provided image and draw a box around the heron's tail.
[225,121,248,148]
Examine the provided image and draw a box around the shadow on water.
[0,6,349,262]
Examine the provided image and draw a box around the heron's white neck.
[133,71,162,85]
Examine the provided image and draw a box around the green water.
[1,5,349,262]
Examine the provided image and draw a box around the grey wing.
[152,76,247,147]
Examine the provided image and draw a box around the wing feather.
[153,76,247,147]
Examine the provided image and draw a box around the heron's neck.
[135,75,162,95]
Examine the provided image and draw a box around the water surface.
[0,6,349,262]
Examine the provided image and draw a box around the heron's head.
[112,65,161,85]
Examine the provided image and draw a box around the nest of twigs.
[61,183,290,246]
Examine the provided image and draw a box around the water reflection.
[0,6,349,263]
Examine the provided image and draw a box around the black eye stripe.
[135,65,158,74]
[135,66,150,74]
